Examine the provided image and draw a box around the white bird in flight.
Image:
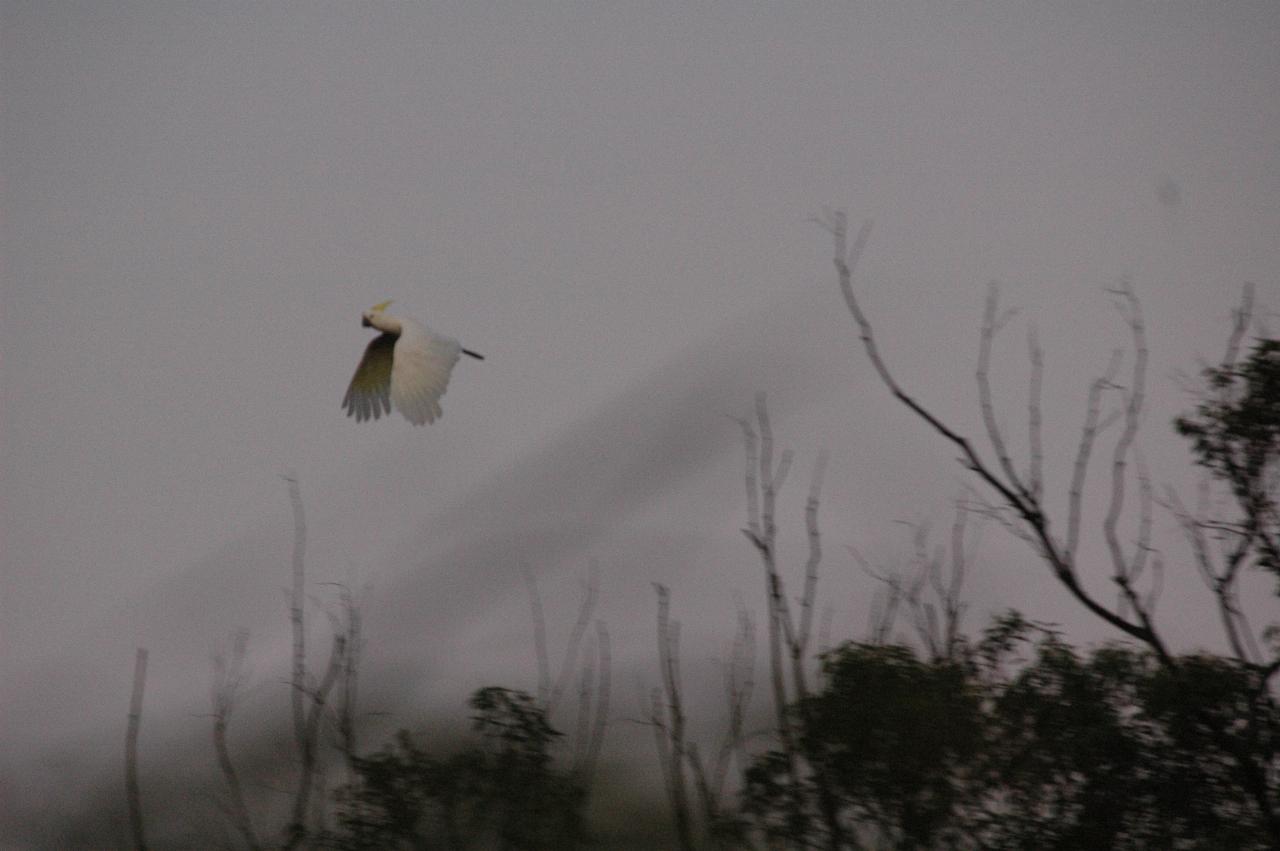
[342,301,483,425]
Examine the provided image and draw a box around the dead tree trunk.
[125,647,148,851]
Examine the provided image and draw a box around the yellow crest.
[368,299,394,313]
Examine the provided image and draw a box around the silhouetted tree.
[818,210,1280,842]
[742,613,1277,850]
[326,687,586,850]
[1175,332,1280,593]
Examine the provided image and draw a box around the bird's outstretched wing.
[390,329,462,425]
[342,333,396,421]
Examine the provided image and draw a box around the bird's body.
[343,301,482,425]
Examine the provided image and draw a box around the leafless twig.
[796,451,829,677]
[550,563,600,717]
[283,632,346,850]
[739,394,844,850]
[125,647,149,851]
[1028,326,1045,501]
[1066,351,1122,564]
[334,584,362,775]
[978,283,1031,503]
[652,584,694,851]
[278,473,349,850]
[282,472,307,759]
[861,503,974,661]
[738,402,798,768]
[524,567,553,706]
[1223,282,1256,371]
[579,620,611,787]
[823,211,1172,664]
[211,631,261,851]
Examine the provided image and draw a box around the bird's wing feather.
[390,327,462,425]
[342,333,396,422]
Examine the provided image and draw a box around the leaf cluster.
[326,687,586,850]
[741,615,1278,850]
[1176,340,1280,578]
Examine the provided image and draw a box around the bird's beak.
[361,317,372,328]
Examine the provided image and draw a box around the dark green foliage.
[1176,339,1280,488]
[742,616,1278,850]
[807,644,982,847]
[741,750,813,846]
[985,641,1273,849]
[1175,339,1280,579]
[326,688,586,850]
[988,638,1146,848]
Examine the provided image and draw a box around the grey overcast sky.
[4,1,1280,844]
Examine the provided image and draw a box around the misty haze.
[4,3,1280,849]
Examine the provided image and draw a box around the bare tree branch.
[211,631,261,851]
[277,474,352,850]
[1067,351,1123,563]
[550,563,600,717]
[1161,283,1271,674]
[523,567,552,707]
[125,647,149,851]
[825,212,1030,520]
[1101,281,1165,641]
[741,394,845,850]
[978,282,1031,502]
[685,743,721,845]
[335,585,362,775]
[283,633,346,850]
[738,405,798,762]
[943,502,973,656]
[825,211,1173,663]
[796,451,829,668]
[652,584,694,851]
[816,605,835,664]
[866,506,972,661]
[714,605,755,803]
[579,620,611,787]
[739,416,761,545]
[1028,326,1045,502]
[1165,483,1265,667]
[574,640,596,769]
[282,472,308,760]
[856,545,905,645]
[1223,281,1256,371]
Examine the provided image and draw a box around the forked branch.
[211,631,261,851]
[822,210,1171,664]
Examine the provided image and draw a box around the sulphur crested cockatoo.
[342,301,483,425]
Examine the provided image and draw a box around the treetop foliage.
[744,618,1276,850]
[1176,339,1280,581]
[326,687,586,850]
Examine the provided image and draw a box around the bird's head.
[361,300,394,328]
